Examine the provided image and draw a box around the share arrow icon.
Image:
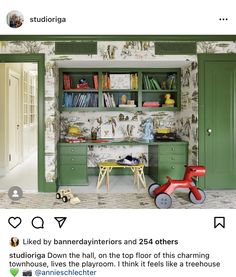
[54,217,67,228]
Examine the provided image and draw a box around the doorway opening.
[0,63,38,191]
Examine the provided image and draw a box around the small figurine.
[142,118,154,140]
[165,93,175,105]
[121,94,127,104]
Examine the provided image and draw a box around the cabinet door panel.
[158,154,186,163]
[59,165,87,185]
[157,163,185,184]
[59,146,87,155]
[60,155,87,165]
[158,145,187,155]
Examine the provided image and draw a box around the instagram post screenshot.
[0,0,236,276]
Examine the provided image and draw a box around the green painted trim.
[198,53,236,188]
[155,42,196,55]
[0,54,46,192]
[60,68,181,72]
[43,182,57,192]
[1,35,236,41]
[55,42,97,55]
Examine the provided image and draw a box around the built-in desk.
[57,139,188,186]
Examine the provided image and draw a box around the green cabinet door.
[58,144,88,185]
[59,165,87,185]
[148,143,188,184]
[157,163,186,184]
[199,55,236,189]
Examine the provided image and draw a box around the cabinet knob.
[71,158,75,161]
[207,128,212,136]
[71,167,75,170]
[171,166,175,169]
[71,149,74,152]
[171,147,175,151]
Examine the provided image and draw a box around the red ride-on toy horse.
[148,165,206,209]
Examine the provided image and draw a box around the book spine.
[93,75,98,90]
[135,73,138,89]
[63,74,71,90]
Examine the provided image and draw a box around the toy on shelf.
[64,125,86,143]
[164,93,175,106]
[148,165,206,209]
[68,126,81,136]
[76,78,90,89]
[56,189,80,204]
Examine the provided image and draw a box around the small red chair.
[148,165,206,209]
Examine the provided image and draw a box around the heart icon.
[8,217,22,228]
[10,268,19,277]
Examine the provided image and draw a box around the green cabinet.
[59,68,181,112]
[58,144,88,185]
[149,142,188,184]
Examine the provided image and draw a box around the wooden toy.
[56,189,80,204]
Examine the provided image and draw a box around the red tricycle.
[148,165,206,209]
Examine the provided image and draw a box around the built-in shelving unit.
[59,68,181,112]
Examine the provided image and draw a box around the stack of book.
[143,75,161,90]
[143,101,160,107]
[103,93,116,107]
[64,92,98,108]
[102,73,110,89]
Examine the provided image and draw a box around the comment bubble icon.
[31,216,44,229]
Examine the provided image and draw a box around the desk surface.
[59,138,188,146]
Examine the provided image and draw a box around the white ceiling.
[56,55,196,68]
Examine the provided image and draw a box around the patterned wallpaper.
[177,62,198,164]
[0,40,235,182]
[61,111,176,167]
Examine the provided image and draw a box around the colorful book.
[143,101,160,107]
[93,75,98,90]
[63,74,71,90]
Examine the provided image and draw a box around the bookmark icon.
[54,217,67,228]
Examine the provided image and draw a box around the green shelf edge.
[142,90,177,93]
[61,107,178,112]
[63,89,98,92]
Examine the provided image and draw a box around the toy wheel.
[148,183,160,198]
[62,196,68,203]
[155,193,172,209]
[56,193,61,199]
[189,189,206,204]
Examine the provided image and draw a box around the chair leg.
[130,167,136,185]
[105,167,111,192]
[97,167,107,190]
[137,168,140,189]
[138,167,146,188]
